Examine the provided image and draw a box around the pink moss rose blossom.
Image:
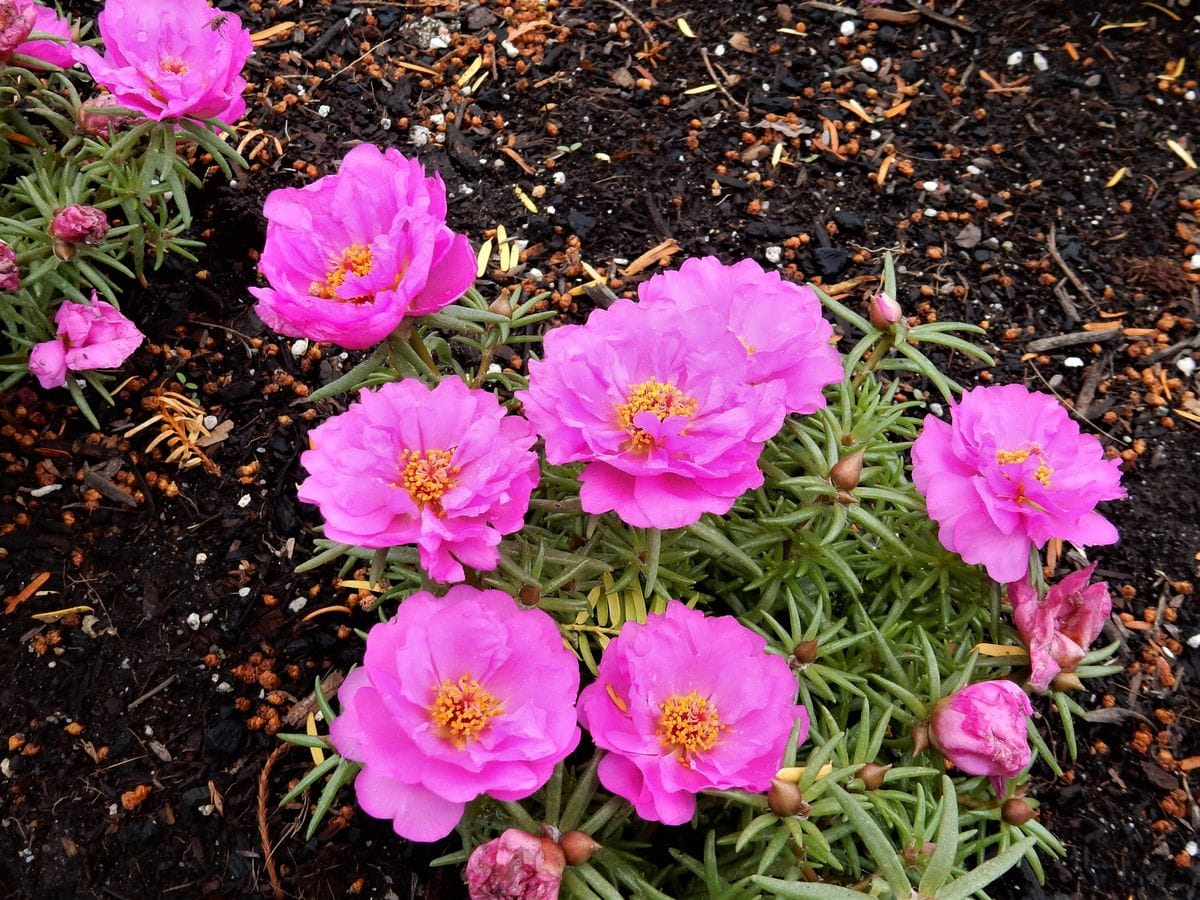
[50,205,109,245]
[930,680,1032,797]
[0,240,18,292]
[72,0,252,124]
[577,601,806,825]
[28,292,144,389]
[465,829,566,900]
[250,144,476,349]
[76,93,142,136]
[637,256,843,415]
[0,0,34,63]
[297,377,539,583]
[910,384,1125,583]
[330,586,581,842]
[518,299,786,529]
[12,0,73,68]
[1008,564,1111,693]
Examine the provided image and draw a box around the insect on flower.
[208,13,229,33]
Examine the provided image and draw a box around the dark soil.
[3,1,1199,897]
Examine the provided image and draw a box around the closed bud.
[50,205,109,246]
[835,489,856,506]
[1001,798,1037,827]
[829,449,864,491]
[767,778,810,818]
[559,830,602,866]
[489,294,513,318]
[911,721,930,756]
[868,290,903,331]
[1049,671,1083,692]
[856,762,891,790]
[517,584,541,608]
[792,639,819,665]
[52,238,75,262]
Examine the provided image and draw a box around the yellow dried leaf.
[683,83,718,95]
[676,18,695,38]
[1166,138,1196,169]
[1104,166,1128,187]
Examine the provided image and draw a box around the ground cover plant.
[2,1,1198,898]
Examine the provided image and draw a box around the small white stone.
[195,552,208,565]
[186,613,201,631]
[202,415,218,430]
[1186,841,1198,856]
[409,125,431,147]
[380,116,392,130]
[30,484,62,497]
[237,494,251,508]
[966,164,982,175]
[317,104,330,118]
[860,57,878,74]
[1187,633,1200,649]
[923,207,938,217]
[502,39,519,57]
[288,597,308,613]
[1033,52,1049,71]
[238,587,251,598]
[429,112,445,126]
[428,34,449,50]
[1186,90,1196,101]
[552,171,566,185]
[1190,253,1200,270]
[764,246,782,264]
[839,19,856,37]
[1006,51,1024,67]
[1064,356,1084,368]
[1177,357,1196,377]
[198,804,216,817]
[291,338,309,357]
[869,129,881,141]
[713,44,725,57]
[922,180,939,192]
[215,681,234,693]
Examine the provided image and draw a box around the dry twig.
[259,743,291,900]
[1047,223,1095,305]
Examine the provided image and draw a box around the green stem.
[406,328,441,381]
[852,336,892,389]
[643,527,661,598]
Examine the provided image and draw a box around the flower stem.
[643,527,662,598]
[407,328,441,381]
[852,335,893,389]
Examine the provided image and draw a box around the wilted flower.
[519,299,785,529]
[637,256,843,415]
[72,0,252,124]
[465,829,565,900]
[0,240,18,292]
[28,292,144,389]
[911,384,1125,583]
[330,586,581,842]
[10,0,73,68]
[930,680,1032,797]
[1008,563,1111,693]
[0,0,35,63]
[577,601,805,825]
[76,93,142,136]
[50,205,109,245]
[298,377,539,583]
[868,290,903,331]
[251,144,476,349]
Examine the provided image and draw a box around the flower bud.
[910,721,930,756]
[558,830,602,866]
[489,294,514,318]
[767,778,810,818]
[465,828,565,900]
[835,489,856,506]
[903,841,937,867]
[792,639,819,666]
[0,0,36,64]
[50,205,109,246]
[868,290,903,331]
[1049,671,1084,692]
[1001,798,1037,827]
[930,681,1033,797]
[517,584,541,608]
[829,449,864,492]
[76,94,141,137]
[0,239,18,293]
[856,763,891,791]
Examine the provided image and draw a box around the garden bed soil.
[3,0,1200,897]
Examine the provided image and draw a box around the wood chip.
[5,572,50,615]
[1025,327,1121,352]
[622,238,682,277]
[250,22,296,46]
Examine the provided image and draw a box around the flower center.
[995,446,1053,488]
[657,691,722,763]
[399,448,459,508]
[158,56,188,75]
[430,674,503,748]
[615,378,698,451]
[309,244,374,301]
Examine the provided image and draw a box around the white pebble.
[317,104,330,118]
[552,171,566,186]
[1186,841,1198,856]
[713,44,725,57]
[195,553,208,564]
[923,207,938,217]
[238,587,251,598]
[1006,51,1024,67]
[1190,253,1200,270]
[30,484,62,497]
[1063,357,1084,368]
[409,125,431,147]
[860,57,878,74]
[839,20,856,37]
[291,338,309,357]
[966,164,982,175]
[1033,52,1049,71]
[237,494,251,508]
[380,116,392,130]
[869,129,881,141]
[1187,633,1200,649]
[202,415,218,430]
[1177,357,1196,377]
[764,246,782,264]
[922,180,939,192]
[186,613,201,631]
[216,681,234,693]
[288,597,308,613]
[1186,90,1196,101]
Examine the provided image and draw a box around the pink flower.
[0,240,18,292]
[76,94,142,137]
[930,680,1032,797]
[577,601,805,825]
[868,291,903,331]
[465,829,566,900]
[1008,564,1111,693]
[28,293,144,389]
[518,299,785,529]
[50,205,109,245]
[638,257,843,415]
[12,0,73,68]
[250,144,476,349]
[330,586,581,842]
[298,377,539,583]
[0,0,35,63]
[910,384,1125,583]
[72,0,252,124]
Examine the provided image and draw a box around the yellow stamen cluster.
[994,449,1031,466]
[614,378,698,451]
[657,691,722,763]
[399,448,459,507]
[430,674,502,748]
[995,446,1054,488]
[158,56,188,75]
[1033,462,1054,486]
[309,244,374,300]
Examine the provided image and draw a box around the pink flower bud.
[465,828,566,900]
[0,0,36,63]
[76,94,142,137]
[930,680,1033,797]
[1008,564,1112,693]
[27,292,144,389]
[0,239,18,293]
[50,205,110,246]
[868,290,903,331]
